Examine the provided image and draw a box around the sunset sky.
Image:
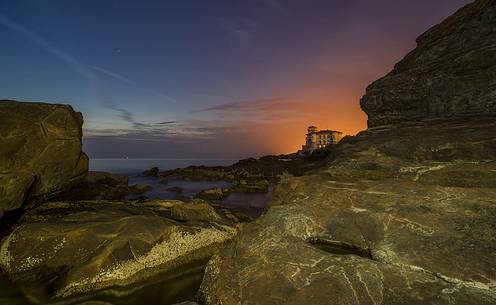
[0,0,471,158]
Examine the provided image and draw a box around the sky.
[0,0,471,158]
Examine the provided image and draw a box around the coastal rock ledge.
[199,1,496,304]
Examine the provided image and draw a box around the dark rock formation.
[199,1,496,304]
[143,166,159,177]
[0,200,238,304]
[231,179,269,193]
[160,154,324,183]
[167,186,184,193]
[57,171,130,200]
[360,0,496,127]
[0,100,88,217]
[195,188,229,201]
[129,183,153,194]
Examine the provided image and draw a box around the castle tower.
[302,125,343,154]
[307,126,318,134]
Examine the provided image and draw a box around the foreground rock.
[0,100,88,217]
[199,2,496,304]
[0,200,238,304]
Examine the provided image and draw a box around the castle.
[302,126,343,154]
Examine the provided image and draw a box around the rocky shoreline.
[1,0,495,304]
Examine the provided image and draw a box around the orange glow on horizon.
[241,93,368,156]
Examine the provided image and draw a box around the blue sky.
[0,0,471,158]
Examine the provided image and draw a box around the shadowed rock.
[0,100,88,217]
[57,171,130,200]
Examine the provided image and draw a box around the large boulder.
[0,200,237,304]
[0,100,88,217]
[360,0,496,127]
[198,1,496,304]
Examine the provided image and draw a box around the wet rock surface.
[0,200,238,304]
[360,0,496,127]
[0,100,88,217]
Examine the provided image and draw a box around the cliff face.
[199,1,496,304]
[361,0,496,127]
[0,100,88,218]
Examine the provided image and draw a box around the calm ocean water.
[89,158,237,175]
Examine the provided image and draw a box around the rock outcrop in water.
[199,1,496,304]
[0,100,88,218]
[57,171,130,200]
[360,0,496,127]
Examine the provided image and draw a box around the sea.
[89,158,273,218]
[89,158,237,175]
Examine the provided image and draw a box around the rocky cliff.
[0,100,88,218]
[199,1,496,304]
[360,0,496,127]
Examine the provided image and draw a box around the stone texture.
[0,174,35,219]
[0,100,88,215]
[360,0,496,127]
[0,200,237,304]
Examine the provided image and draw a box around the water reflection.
[128,176,273,218]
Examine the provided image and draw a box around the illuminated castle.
[302,126,343,154]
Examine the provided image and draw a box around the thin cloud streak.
[0,14,94,80]
[89,65,135,84]
[0,15,179,110]
[219,17,259,43]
